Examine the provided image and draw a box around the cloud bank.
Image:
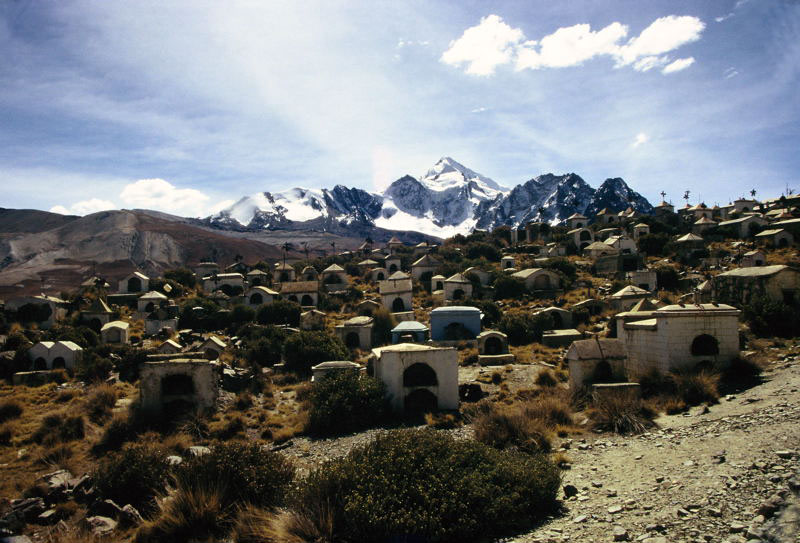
[51,178,226,217]
[442,14,705,76]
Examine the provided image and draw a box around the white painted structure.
[101,320,130,344]
[118,271,149,294]
[371,343,459,413]
[137,291,168,313]
[621,303,741,375]
[443,273,473,302]
[28,341,83,371]
[335,316,374,350]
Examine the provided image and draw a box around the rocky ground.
[512,354,800,543]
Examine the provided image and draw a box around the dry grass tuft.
[589,392,653,435]
[136,482,233,543]
[85,383,118,424]
[424,412,461,429]
[534,369,558,387]
[0,399,23,423]
[473,404,552,454]
[232,505,335,543]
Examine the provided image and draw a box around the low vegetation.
[307,370,387,436]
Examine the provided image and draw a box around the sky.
[1,0,799,217]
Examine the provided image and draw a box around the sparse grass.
[671,370,720,406]
[0,399,23,423]
[424,412,461,429]
[474,403,553,454]
[55,389,79,403]
[136,482,232,543]
[32,413,85,446]
[589,392,654,435]
[36,443,74,466]
[233,391,254,411]
[85,383,118,424]
[534,368,558,387]
[209,415,246,440]
[523,389,575,429]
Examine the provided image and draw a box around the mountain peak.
[421,157,506,193]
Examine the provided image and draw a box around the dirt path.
[511,355,800,543]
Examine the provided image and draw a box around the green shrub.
[499,311,554,345]
[256,299,301,327]
[743,297,800,338]
[283,331,348,374]
[230,304,256,328]
[493,275,527,300]
[32,413,85,445]
[0,400,23,423]
[294,429,561,542]
[93,443,170,513]
[308,371,387,437]
[174,442,294,509]
[75,352,114,382]
[369,307,396,347]
[242,325,288,367]
[164,267,197,289]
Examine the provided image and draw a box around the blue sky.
[1,0,798,217]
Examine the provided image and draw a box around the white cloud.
[445,14,704,76]
[440,14,525,76]
[50,198,116,216]
[662,57,695,74]
[632,132,649,148]
[470,107,488,113]
[119,178,211,217]
[516,22,627,70]
[724,66,739,79]
[632,55,670,72]
[616,16,705,66]
[207,199,236,215]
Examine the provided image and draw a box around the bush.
[465,242,501,262]
[523,391,574,428]
[230,304,256,328]
[0,400,23,423]
[0,424,12,446]
[465,298,502,327]
[283,331,348,374]
[32,413,85,445]
[743,297,800,338]
[308,371,387,437]
[256,299,301,327]
[494,275,527,301]
[93,443,170,513]
[164,268,196,289]
[75,352,114,382]
[85,384,118,423]
[242,326,288,367]
[473,406,552,454]
[370,307,396,347]
[174,442,294,510]
[293,429,561,542]
[499,311,554,345]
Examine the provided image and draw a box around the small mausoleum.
[391,321,429,344]
[139,359,218,416]
[371,343,458,413]
[430,306,482,341]
[335,316,374,350]
[101,320,130,344]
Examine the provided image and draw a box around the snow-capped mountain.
[583,177,654,218]
[474,173,595,230]
[207,158,653,238]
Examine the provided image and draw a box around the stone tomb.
[476,331,514,365]
[371,343,458,413]
[335,316,374,350]
[139,360,218,415]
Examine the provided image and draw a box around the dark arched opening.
[324,274,342,284]
[444,322,472,340]
[404,389,438,415]
[205,348,220,360]
[162,374,194,396]
[301,294,314,306]
[52,357,66,369]
[89,318,102,333]
[127,277,142,292]
[392,297,406,312]
[288,295,299,303]
[376,272,385,281]
[403,363,438,387]
[435,281,444,290]
[484,336,502,355]
[551,312,563,329]
[779,237,789,248]
[579,230,591,241]
[533,274,551,289]
[691,334,719,356]
[345,332,360,349]
[280,272,290,282]
[250,293,263,305]
[144,302,155,313]
[592,360,613,383]
[452,289,465,301]
[33,357,47,371]
[389,263,398,273]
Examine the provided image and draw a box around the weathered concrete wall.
[139,361,218,415]
[373,346,458,412]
